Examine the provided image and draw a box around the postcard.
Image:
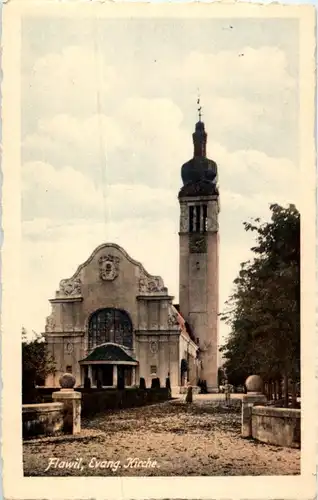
[1,1,316,499]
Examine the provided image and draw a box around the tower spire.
[197,91,202,122]
[193,92,207,157]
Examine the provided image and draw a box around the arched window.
[88,308,133,351]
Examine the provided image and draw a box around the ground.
[23,394,300,476]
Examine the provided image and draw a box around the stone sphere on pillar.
[245,375,263,393]
[59,373,76,389]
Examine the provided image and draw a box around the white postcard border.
[1,1,316,499]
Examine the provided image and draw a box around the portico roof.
[79,343,138,365]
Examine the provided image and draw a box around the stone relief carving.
[150,341,158,354]
[45,315,55,332]
[139,270,166,294]
[99,254,120,281]
[206,202,219,232]
[59,277,82,296]
[65,342,74,354]
[179,203,189,233]
[189,234,207,253]
[168,307,179,328]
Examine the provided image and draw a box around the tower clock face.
[189,234,207,253]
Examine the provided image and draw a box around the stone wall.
[252,406,301,448]
[80,388,170,417]
[36,387,170,417]
[22,402,64,439]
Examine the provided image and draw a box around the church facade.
[44,243,198,390]
[44,117,220,391]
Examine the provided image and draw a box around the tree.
[22,328,56,403]
[220,204,300,407]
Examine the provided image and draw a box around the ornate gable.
[49,242,169,303]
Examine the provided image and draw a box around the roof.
[80,343,138,363]
[172,304,197,344]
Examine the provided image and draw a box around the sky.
[21,15,300,344]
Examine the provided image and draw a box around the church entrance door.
[101,365,113,386]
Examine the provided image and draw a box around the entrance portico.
[79,343,138,388]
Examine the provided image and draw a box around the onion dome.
[179,119,219,198]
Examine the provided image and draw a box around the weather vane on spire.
[197,90,202,121]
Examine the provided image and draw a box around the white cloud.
[22,98,190,189]
[23,43,297,160]
[204,96,264,135]
[24,97,189,164]
[168,46,297,158]
[116,97,184,136]
[211,142,298,202]
[22,160,177,222]
[175,47,295,96]
[37,114,124,152]
[22,161,102,220]
[23,45,119,117]
[22,87,299,204]
[22,98,299,242]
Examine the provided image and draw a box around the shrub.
[139,377,146,390]
[22,329,56,403]
[151,377,160,389]
[200,380,208,394]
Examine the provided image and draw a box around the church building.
[44,116,220,392]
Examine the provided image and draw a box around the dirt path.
[23,397,300,476]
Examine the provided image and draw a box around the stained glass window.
[88,308,133,351]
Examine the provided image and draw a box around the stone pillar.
[241,375,267,438]
[135,365,140,386]
[193,208,197,231]
[88,365,93,385]
[113,365,118,387]
[80,366,85,386]
[52,373,82,435]
[131,367,136,387]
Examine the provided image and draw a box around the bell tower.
[178,111,220,393]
